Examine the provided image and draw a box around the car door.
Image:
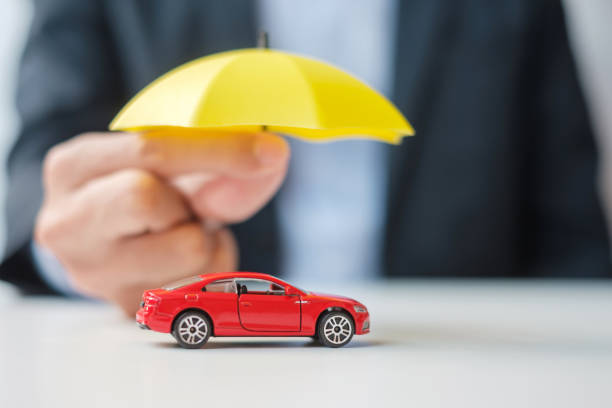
[201,279,239,330]
[236,279,300,331]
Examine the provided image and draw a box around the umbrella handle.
[257,31,269,50]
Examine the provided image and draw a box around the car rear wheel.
[172,311,211,349]
[318,311,354,348]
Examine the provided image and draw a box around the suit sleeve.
[0,0,124,293]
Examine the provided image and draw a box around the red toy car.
[136,272,370,348]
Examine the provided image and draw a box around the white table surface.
[0,279,611,408]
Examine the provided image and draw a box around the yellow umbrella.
[109,45,414,144]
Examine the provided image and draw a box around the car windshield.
[162,276,203,291]
[272,277,309,295]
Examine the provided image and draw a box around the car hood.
[309,292,358,304]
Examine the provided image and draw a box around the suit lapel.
[384,0,457,274]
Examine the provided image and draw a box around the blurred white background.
[0,1,610,254]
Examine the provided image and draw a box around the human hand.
[35,130,289,315]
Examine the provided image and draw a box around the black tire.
[317,311,354,348]
[172,311,212,349]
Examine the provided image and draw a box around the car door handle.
[240,302,252,307]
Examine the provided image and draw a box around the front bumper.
[362,319,370,332]
[354,311,370,335]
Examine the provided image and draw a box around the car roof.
[198,271,280,282]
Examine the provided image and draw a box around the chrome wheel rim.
[324,315,352,345]
[178,315,207,345]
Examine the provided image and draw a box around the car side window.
[204,279,236,293]
[236,279,284,295]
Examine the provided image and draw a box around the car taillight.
[145,296,160,306]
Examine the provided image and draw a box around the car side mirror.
[285,286,298,296]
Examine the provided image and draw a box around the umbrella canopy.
[109,48,414,144]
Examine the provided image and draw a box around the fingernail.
[253,133,289,165]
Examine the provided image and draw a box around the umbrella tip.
[257,31,269,49]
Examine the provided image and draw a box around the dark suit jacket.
[2,0,610,294]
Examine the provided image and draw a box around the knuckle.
[178,225,208,271]
[68,270,96,296]
[42,144,71,186]
[75,131,102,142]
[42,133,104,188]
[66,262,115,298]
[34,221,52,247]
[121,169,162,216]
[137,136,167,168]
[34,211,65,248]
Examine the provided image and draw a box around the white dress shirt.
[259,0,398,284]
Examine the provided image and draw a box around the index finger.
[44,129,289,192]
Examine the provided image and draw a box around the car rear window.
[162,276,203,291]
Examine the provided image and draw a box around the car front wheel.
[318,311,354,348]
[172,311,211,349]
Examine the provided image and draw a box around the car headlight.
[353,305,367,313]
